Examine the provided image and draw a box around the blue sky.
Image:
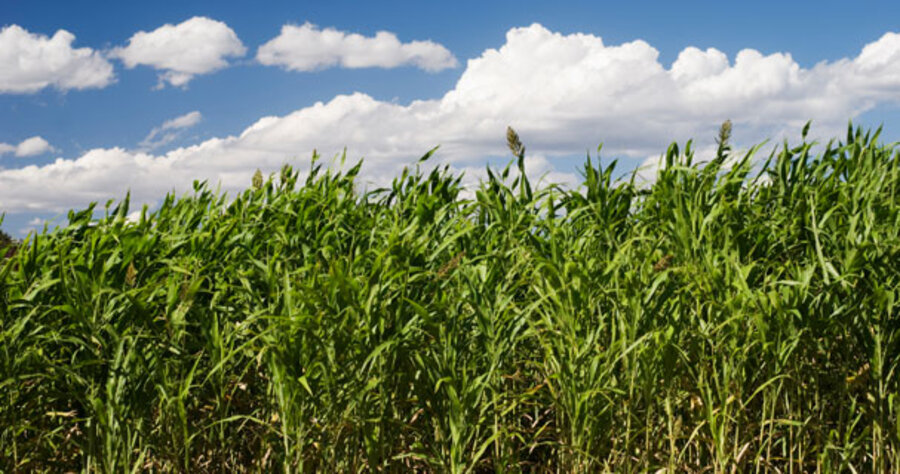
[3,0,900,235]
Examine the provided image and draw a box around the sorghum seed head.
[507,126,525,158]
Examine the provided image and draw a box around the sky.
[3,0,900,235]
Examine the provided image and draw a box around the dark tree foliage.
[0,228,16,258]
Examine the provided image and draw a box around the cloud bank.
[257,23,457,72]
[4,24,900,214]
[0,25,115,94]
[112,17,246,88]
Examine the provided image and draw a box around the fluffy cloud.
[139,111,202,150]
[257,23,457,72]
[5,24,900,214]
[0,136,55,158]
[113,17,246,88]
[15,136,55,157]
[0,25,114,94]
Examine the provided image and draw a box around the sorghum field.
[1,125,899,472]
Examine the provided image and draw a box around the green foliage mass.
[2,125,900,472]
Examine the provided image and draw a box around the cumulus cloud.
[113,17,246,88]
[257,23,457,72]
[15,136,55,157]
[139,111,202,150]
[0,136,55,158]
[5,24,900,214]
[0,25,115,94]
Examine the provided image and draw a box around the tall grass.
[1,124,899,472]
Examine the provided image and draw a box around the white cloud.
[139,111,202,150]
[0,136,55,158]
[5,24,900,214]
[18,216,49,235]
[160,110,203,130]
[15,136,54,157]
[670,47,729,83]
[113,17,246,88]
[125,210,143,223]
[257,23,457,72]
[0,25,115,94]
